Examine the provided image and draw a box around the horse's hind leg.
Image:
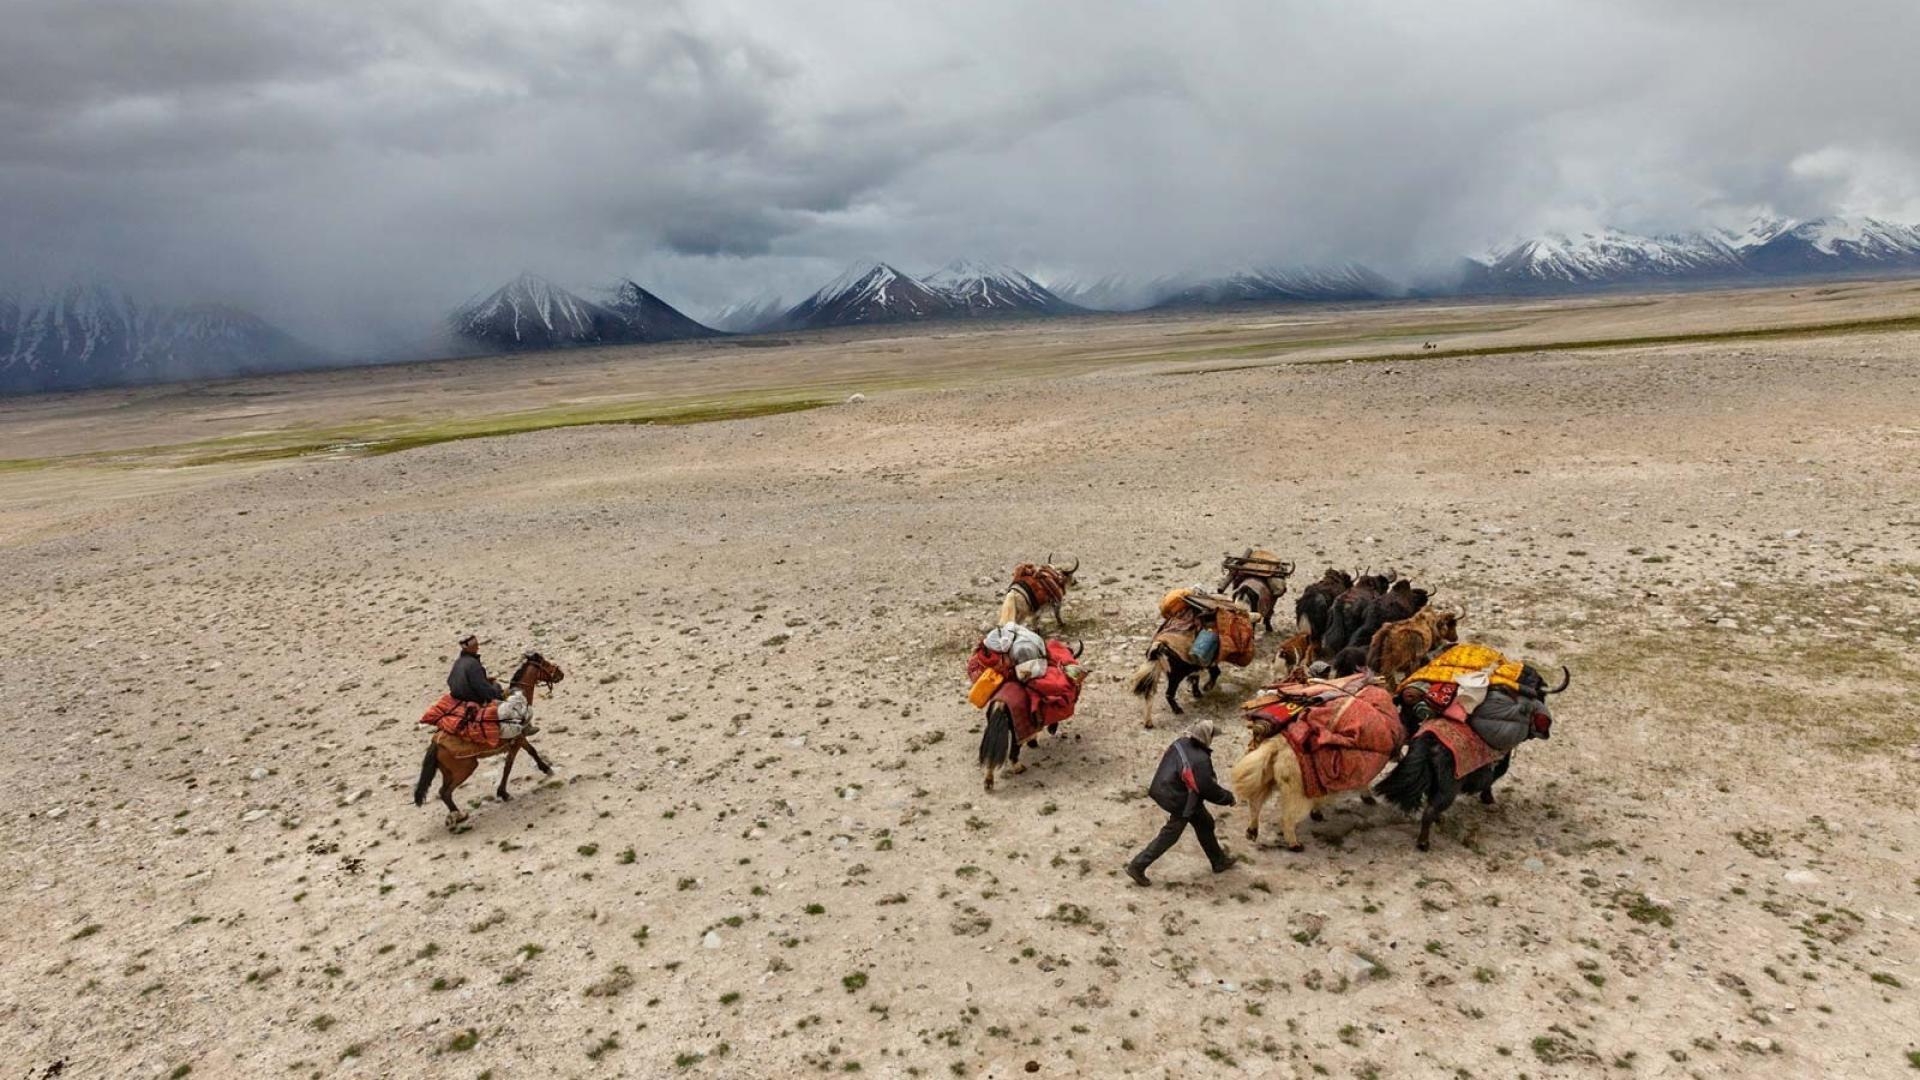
[1052,602,1067,632]
[496,744,520,800]
[438,774,465,827]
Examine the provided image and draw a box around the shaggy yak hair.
[1365,606,1462,690]
[1229,725,1386,852]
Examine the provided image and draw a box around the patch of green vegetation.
[179,396,834,465]
[1297,312,1920,368]
[1616,890,1675,928]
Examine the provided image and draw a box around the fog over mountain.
[4,0,1920,357]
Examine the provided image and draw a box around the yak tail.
[1230,738,1281,806]
[1129,655,1162,699]
[413,743,439,806]
[977,701,1013,769]
[997,590,1022,626]
[1296,613,1311,636]
[1374,734,1436,814]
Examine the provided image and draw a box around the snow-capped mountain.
[707,296,787,334]
[923,260,1082,316]
[780,264,955,330]
[0,282,327,395]
[1154,263,1396,307]
[450,273,715,351]
[1461,216,1920,291]
[1465,228,1745,290]
[1743,217,1920,276]
[603,279,719,341]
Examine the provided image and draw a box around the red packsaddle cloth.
[1249,684,1406,799]
[1419,715,1506,779]
[419,693,503,748]
[1010,564,1067,608]
[967,640,1082,743]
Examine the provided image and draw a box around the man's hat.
[459,634,485,647]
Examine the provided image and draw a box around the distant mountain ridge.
[9,213,1920,396]
[1460,216,1920,291]
[0,282,328,394]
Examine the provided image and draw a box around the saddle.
[420,693,503,749]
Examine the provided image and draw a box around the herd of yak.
[978,554,1572,852]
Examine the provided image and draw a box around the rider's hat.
[459,634,485,648]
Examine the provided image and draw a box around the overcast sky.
[4,0,1918,350]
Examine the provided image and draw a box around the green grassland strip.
[1148,311,1920,376]
[179,396,832,465]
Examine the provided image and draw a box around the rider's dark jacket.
[449,652,504,703]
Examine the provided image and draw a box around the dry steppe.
[3,282,1919,1079]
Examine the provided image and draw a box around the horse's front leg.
[496,743,520,800]
[521,739,554,776]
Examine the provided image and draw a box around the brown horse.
[412,652,565,828]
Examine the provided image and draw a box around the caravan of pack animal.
[402,546,1571,873]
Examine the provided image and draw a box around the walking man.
[1125,719,1235,886]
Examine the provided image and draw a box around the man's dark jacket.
[449,652,504,703]
[1147,736,1235,818]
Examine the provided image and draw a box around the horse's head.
[513,651,566,695]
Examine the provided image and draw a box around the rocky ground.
[3,297,1919,1078]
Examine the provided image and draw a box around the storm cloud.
[4,0,1917,351]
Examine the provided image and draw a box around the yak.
[1374,665,1570,850]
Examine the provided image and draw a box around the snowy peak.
[923,260,1081,315]
[452,273,616,348]
[781,263,955,329]
[451,273,715,351]
[603,279,720,341]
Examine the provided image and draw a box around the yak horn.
[1543,666,1572,694]
[1045,551,1053,567]
[1070,639,1085,659]
[1066,556,1079,574]
[1456,601,1470,622]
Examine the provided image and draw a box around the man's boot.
[1125,861,1151,887]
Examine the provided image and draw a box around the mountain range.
[7,214,1920,394]
[0,282,330,395]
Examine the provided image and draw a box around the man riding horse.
[449,635,505,703]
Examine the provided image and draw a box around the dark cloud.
[2,0,1917,349]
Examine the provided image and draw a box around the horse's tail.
[997,589,1022,626]
[1230,737,1282,807]
[1375,733,1436,814]
[413,743,439,806]
[977,701,1014,769]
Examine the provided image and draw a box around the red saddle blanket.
[967,640,1082,743]
[1249,684,1405,799]
[1418,715,1506,779]
[1010,564,1068,609]
[420,693,503,749]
